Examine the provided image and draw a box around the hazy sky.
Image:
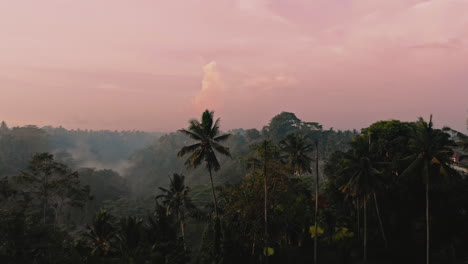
[1,0,467,132]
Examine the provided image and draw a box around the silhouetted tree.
[280,133,314,177]
[157,173,196,249]
[177,110,231,219]
[401,115,456,264]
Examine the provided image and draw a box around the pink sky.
[0,0,467,132]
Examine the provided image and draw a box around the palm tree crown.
[157,174,196,216]
[177,110,231,171]
[340,153,382,199]
[280,133,314,176]
[402,115,454,182]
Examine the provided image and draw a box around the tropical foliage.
[0,112,467,263]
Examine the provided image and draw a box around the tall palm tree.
[177,110,231,261]
[401,115,455,264]
[340,144,383,263]
[157,173,196,248]
[177,110,231,219]
[279,133,316,262]
[257,140,281,263]
[279,133,314,177]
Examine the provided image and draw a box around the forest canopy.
[0,112,467,264]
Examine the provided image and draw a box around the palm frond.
[212,142,232,158]
[178,129,202,141]
[214,133,231,142]
[184,148,205,168]
[400,157,424,178]
[209,118,221,138]
[177,143,201,157]
[188,120,206,139]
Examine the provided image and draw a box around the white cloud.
[192,61,227,111]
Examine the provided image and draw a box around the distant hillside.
[0,122,164,175]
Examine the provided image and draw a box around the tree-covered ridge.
[0,112,467,263]
[0,123,163,176]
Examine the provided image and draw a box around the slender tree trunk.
[314,140,319,264]
[426,180,430,264]
[208,168,220,261]
[373,192,388,248]
[208,168,219,218]
[179,211,186,251]
[252,237,256,256]
[43,198,47,225]
[263,141,269,264]
[357,197,360,242]
[363,198,367,263]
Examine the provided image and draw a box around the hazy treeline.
[0,122,162,175]
[1,113,467,264]
[0,113,357,214]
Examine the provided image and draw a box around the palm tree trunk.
[264,141,269,264]
[43,199,47,225]
[252,236,256,256]
[357,197,360,242]
[314,140,319,264]
[208,167,220,262]
[426,180,430,264]
[373,192,387,248]
[179,211,186,251]
[363,197,367,263]
[208,168,219,219]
